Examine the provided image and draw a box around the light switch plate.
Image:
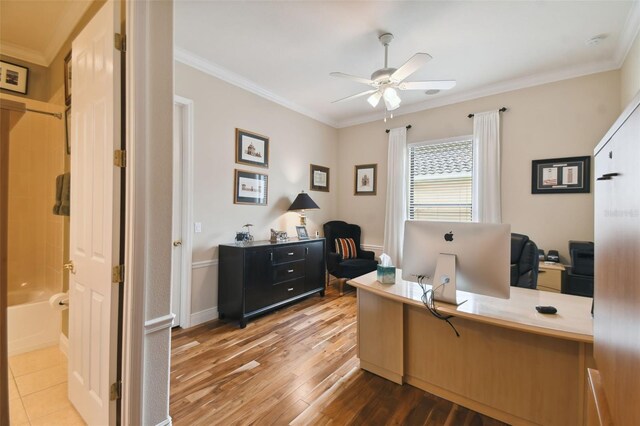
[194,222,202,233]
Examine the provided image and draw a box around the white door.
[68,1,121,424]
[171,103,183,325]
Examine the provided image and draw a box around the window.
[408,137,473,222]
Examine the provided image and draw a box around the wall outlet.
[194,222,202,233]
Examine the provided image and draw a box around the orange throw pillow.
[335,238,357,259]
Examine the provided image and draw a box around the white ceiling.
[0,0,92,66]
[175,0,640,128]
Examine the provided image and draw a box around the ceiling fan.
[330,33,456,112]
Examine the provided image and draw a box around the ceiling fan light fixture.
[367,91,382,107]
[383,87,401,109]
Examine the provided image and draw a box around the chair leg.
[338,278,347,296]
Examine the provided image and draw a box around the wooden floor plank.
[170,286,507,425]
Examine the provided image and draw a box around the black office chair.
[564,241,594,297]
[510,233,539,289]
[323,221,378,295]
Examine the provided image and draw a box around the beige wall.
[336,71,620,263]
[2,94,65,301]
[621,30,640,109]
[175,61,339,317]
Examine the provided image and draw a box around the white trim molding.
[0,41,48,66]
[615,0,640,68]
[174,46,338,128]
[144,314,176,334]
[192,259,218,269]
[155,417,172,426]
[190,307,219,327]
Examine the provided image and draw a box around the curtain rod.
[467,107,507,118]
[26,108,63,120]
[385,124,412,134]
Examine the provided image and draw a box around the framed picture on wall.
[64,51,72,106]
[65,107,71,155]
[0,60,29,94]
[310,164,329,192]
[531,156,590,194]
[234,169,268,205]
[236,128,269,168]
[354,164,377,195]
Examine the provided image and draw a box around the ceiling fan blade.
[331,89,378,104]
[390,53,432,83]
[330,72,374,86]
[398,80,457,91]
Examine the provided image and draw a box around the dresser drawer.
[273,277,305,300]
[273,260,305,283]
[273,245,306,263]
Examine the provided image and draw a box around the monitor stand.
[432,253,466,306]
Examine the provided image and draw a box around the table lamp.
[288,191,319,225]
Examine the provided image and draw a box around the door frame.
[121,1,174,425]
[173,95,194,329]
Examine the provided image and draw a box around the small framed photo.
[234,169,268,205]
[64,51,72,106]
[65,107,71,155]
[354,164,377,195]
[236,128,269,168]
[296,226,309,240]
[531,156,590,194]
[310,164,329,192]
[0,60,29,94]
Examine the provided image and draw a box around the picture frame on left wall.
[234,169,268,205]
[64,51,72,106]
[65,107,71,155]
[0,61,28,94]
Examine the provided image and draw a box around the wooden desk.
[349,270,594,426]
[538,262,565,293]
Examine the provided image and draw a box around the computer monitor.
[401,220,511,304]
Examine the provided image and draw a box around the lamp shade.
[288,192,319,211]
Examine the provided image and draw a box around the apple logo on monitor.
[444,231,454,242]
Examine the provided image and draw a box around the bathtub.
[7,289,62,356]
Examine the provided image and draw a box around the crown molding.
[614,0,640,68]
[42,0,93,65]
[335,59,619,128]
[174,47,338,128]
[0,41,48,66]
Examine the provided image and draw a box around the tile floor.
[8,345,85,426]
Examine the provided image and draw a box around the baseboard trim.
[59,333,69,358]
[155,416,172,426]
[192,259,218,269]
[190,306,219,327]
[144,313,176,334]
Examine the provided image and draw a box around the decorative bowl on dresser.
[218,238,326,328]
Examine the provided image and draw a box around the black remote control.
[536,305,557,314]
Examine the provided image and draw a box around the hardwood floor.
[170,285,507,425]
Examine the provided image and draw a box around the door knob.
[173,240,182,247]
[63,260,76,274]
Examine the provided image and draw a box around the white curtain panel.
[383,127,408,265]
[472,110,502,223]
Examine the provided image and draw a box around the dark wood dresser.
[218,238,326,328]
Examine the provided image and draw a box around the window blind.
[409,139,473,222]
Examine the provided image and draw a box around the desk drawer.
[274,245,305,263]
[273,260,305,282]
[538,269,562,292]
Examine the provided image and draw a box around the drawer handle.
[287,269,294,273]
[287,288,294,292]
[597,172,620,181]
[288,252,295,256]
